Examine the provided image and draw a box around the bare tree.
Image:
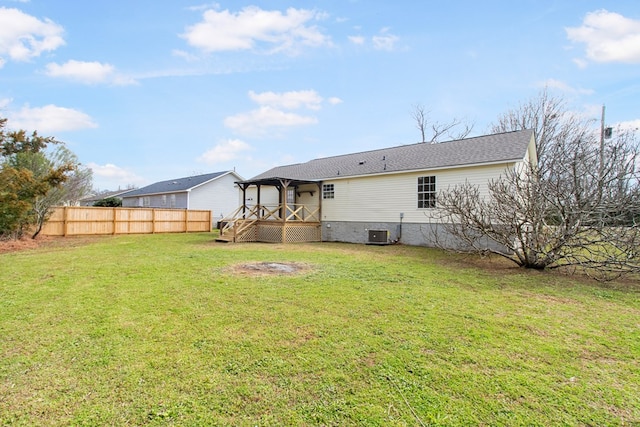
[411,104,473,143]
[435,91,640,279]
[32,145,93,238]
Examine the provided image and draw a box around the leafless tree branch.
[436,90,640,279]
[411,104,474,143]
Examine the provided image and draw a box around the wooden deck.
[217,204,321,243]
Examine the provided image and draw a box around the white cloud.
[0,97,12,109]
[572,58,589,69]
[566,10,640,64]
[349,28,400,51]
[44,60,136,85]
[197,139,251,164]
[9,104,97,133]
[348,35,365,45]
[172,49,200,62]
[616,119,640,132]
[87,162,147,188]
[0,7,64,64]
[223,89,341,136]
[372,28,399,51]
[187,3,219,12]
[249,89,324,110]
[224,106,318,136]
[181,6,331,55]
[539,78,594,95]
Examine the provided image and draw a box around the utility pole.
[599,105,614,184]
[600,105,605,189]
[598,105,614,223]
[600,105,605,144]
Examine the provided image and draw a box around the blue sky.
[1,1,639,190]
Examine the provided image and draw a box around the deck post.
[280,179,288,243]
[256,184,261,218]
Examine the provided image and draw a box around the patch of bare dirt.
[0,236,46,253]
[0,235,102,254]
[231,262,311,276]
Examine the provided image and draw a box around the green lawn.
[1,233,638,426]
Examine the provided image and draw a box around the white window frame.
[418,176,436,209]
[322,184,335,199]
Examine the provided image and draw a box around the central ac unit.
[367,229,389,245]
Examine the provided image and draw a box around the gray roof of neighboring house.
[121,171,236,198]
[80,189,132,202]
[248,130,534,182]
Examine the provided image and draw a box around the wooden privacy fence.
[41,206,212,236]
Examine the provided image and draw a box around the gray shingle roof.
[121,171,232,197]
[80,189,132,202]
[249,129,534,182]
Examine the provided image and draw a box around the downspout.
[395,212,404,244]
[318,181,323,241]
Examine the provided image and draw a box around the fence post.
[112,207,117,235]
[62,206,68,237]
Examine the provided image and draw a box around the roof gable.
[249,129,535,182]
[122,171,238,198]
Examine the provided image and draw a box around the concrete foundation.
[321,221,448,247]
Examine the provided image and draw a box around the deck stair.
[216,218,257,243]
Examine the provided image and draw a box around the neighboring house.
[121,171,244,222]
[79,189,132,206]
[218,130,537,245]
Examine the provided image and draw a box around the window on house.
[161,195,167,206]
[418,176,436,208]
[322,184,334,199]
[170,194,176,208]
[143,196,150,207]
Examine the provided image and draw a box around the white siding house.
[221,130,537,245]
[121,171,243,226]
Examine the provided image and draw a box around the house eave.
[236,177,321,187]
[122,190,189,198]
[316,158,526,182]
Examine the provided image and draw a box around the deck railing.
[218,203,321,243]
[285,204,320,222]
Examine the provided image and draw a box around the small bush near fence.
[41,206,211,236]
